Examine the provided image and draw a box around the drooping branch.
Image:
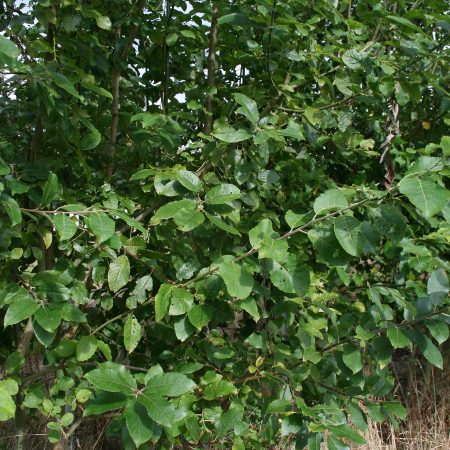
[203,1,218,135]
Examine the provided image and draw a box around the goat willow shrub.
[1,0,449,448]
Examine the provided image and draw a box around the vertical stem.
[106,62,121,179]
[204,1,218,135]
[162,0,171,113]
[106,1,145,178]
[266,0,277,90]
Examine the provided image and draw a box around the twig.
[204,1,218,135]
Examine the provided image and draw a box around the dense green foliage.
[1,0,449,448]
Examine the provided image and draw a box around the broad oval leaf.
[84,392,128,416]
[205,184,241,205]
[138,392,177,427]
[176,170,202,192]
[218,261,254,299]
[40,173,59,206]
[108,255,130,292]
[155,284,173,321]
[0,35,20,59]
[76,335,98,361]
[233,93,259,126]
[334,216,362,257]
[269,261,310,295]
[124,314,141,353]
[85,362,137,394]
[125,400,161,447]
[52,214,78,241]
[342,343,363,374]
[188,304,213,330]
[4,294,38,327]
[145,372,196,396]
[88,212,115,243]
[213,126,252,143]
[399,176,449,218]
[314,189,348,215]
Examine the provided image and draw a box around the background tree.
[1,0,449,448]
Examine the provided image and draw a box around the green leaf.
[0,391,16,421]
[32,320,55,347]
[155,284,173,321]
[5,351,25,374]
[387,15,423,33]
[314,189,348,215]
[216,402,244,438]
[49,72,84,100]
[266,399,292,413]
[85,362,137,394]
[342,49,366,70]
[97,340,112,361]
[427,269,449,305]
[84,392,128,416]
[236,297,260,322]
[203,380,237,400]
[414,334,443,369]
[34,306,62,332]
[213,126,252,143]
[124,314,141,353]
[258,237,289,262]
[2,196,22,226]
[327,424,366,445]
[218,261,254,299]
[88,212,115,243]
[334,216,362,257]
[0,35,20,59]
[233,93,259,126]
[47,422,62,443]
[138,392,177,427]
[426,320,449,345]
[125,400,161,447]
[399,176,449,218]
[342,343,363,374]
[269,259,310,295]
[76,335,98,361]
[387,326,410,348]
[348,402,368,432]
[145,372,196,396]
[405,156,443,177]
[382,401,407,420]
[188,304,213,330]
[40,173,58,206]
[165,32,178,46]
[108,255,130,292]
[81,129,101,151]
[52,214,78,241]
[169,288,194,316]
[205,211,240,236]
[205,183,241,204]
[4,294,38,327]
[151,199,196,224]
[174,208,205,231]
[440,136,450,156]
[174,316,195,341]
[249,219,277,248]
[80,81,113,99]
[95,15,112,30]
[58,413,73,428]
[176,170,202,192]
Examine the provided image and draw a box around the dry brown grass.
[351,345,450,450]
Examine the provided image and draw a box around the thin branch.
[204,1,218,135]
[266,0,277,90]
